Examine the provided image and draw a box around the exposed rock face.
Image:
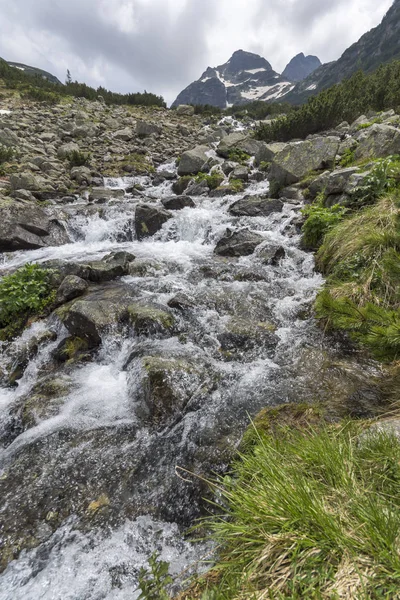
[172,49,295,108]
[214,229,264,256]
[287,0,400,103]
[270,137,340,186]
[0,199,69,251]
[135,204,172,240]
[354,124,400,159]
[282,53,321,83]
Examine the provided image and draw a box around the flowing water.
[0,146,376,598]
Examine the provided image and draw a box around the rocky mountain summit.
[281,53,321,83]
[172,49,320,108]
[287,0,400,103]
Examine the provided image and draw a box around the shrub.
[195,172,224,190]
[227,178,244,193]
[227,149,251,163]
[0,145,15,164]
[339,148,355,167]
[137,551,172,600]
[0,263,56,340]
[67,149,90,167]
[201,420,400,599]
[301,200,347,249]
[22,86,62,104]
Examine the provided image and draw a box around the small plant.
[351,157,400,207]
[339,148,355,167]
[227,149,251,164]
[0,144,15,164]
[67,149,90,168]
[228,178,244,193]
[0,263,56,340]
[137,551,172,600]
[301,198,347,249]
[195,172,224,190]
[258,161,270,172]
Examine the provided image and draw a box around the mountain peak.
[282,54,321,83]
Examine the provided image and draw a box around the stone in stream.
[89,187,125,202]
[128,303,175,336]
[218,317,279,356]
[229,196,284,217]
[135,204,172,240]
[214,228,264,257]
[259,244,286,265]
[0,198,69,251]
[167,293,196,311]
[55,275,88,305]
[177,145,210,176]
[161,195,195,210]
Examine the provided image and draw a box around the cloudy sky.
[0,0,393,104]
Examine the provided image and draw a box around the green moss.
[195,172,224,190]
[128,304,175,334]
[227,148,251,163]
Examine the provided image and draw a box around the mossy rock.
[128,303,175,336]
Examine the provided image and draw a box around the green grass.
[227,149,251,164]
[301,199,348,250]
[195,172,225,190]
[314,193,400,361]
[194,420,400,599]
[0,263,57,340]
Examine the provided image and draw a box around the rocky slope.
[287,0,400,103]
[172,49,320,108]
[0,94,398,597]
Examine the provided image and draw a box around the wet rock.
[167,293,196,311]
[229,196,283,217]
[52,336,91,363]
[215,229,264,256]
[18,376,72,429]
[259,244,286,265]
[270,136,340,187]
[131,356,204,426]
[0,198,69,251]
[58,285,135,347]
[161,195,195,210]
[89,188,125,202]
[70,166,92,185]
[55,275,88,305]
[135,204,172,240]
[175,105,195,116]
[177,146,210,176]
[128,303,175,336]
[279,185,305,203]
[218,317,278,355]
[136,120,162,137]
[231,165,249,181]
[172,176,193,195]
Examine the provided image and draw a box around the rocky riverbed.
[0,99,393,598]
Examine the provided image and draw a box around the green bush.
[339,148,356,167]
[195,172,224,190]
[0,263,56,340]
[301,200,347,249]
[0,145,15,164]
[22,86,62,104]
[67,149,90,167]
[227,149,251,163]
[137,552,172,600]
[201,421,400,599]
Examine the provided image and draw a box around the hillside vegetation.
[0,58,165,107]
[255,61,400,142]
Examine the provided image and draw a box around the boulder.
[58,285,135,347]
[136,120,162,136]
[135,204,172,240]
[218,317,279,354]
[259,244,286,265]
[229,196,283,217]
[57,142,80,159]
[177,145,210,176]
[10,172,49,192]
[89,187,125,201]
[113,128,133,141]
[167,293,196,311]
[55,275,88,305]
[270,136,340,187]
[0,128,19,147]
[217,133,248,158]
[231,165,249,181]
[70,166,92,185]
[172,177,193,195]
[128,303,175,336]
[214,229,264,257]
[0,199,69,251]
[354,124,400,159]
[175,105,195,116]
[309,167,360,199]
[161,195,195,210]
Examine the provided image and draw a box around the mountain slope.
[7,61,62,84]
[282,53,321,82]
[286,0,400,103]
[172,50,297,108]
